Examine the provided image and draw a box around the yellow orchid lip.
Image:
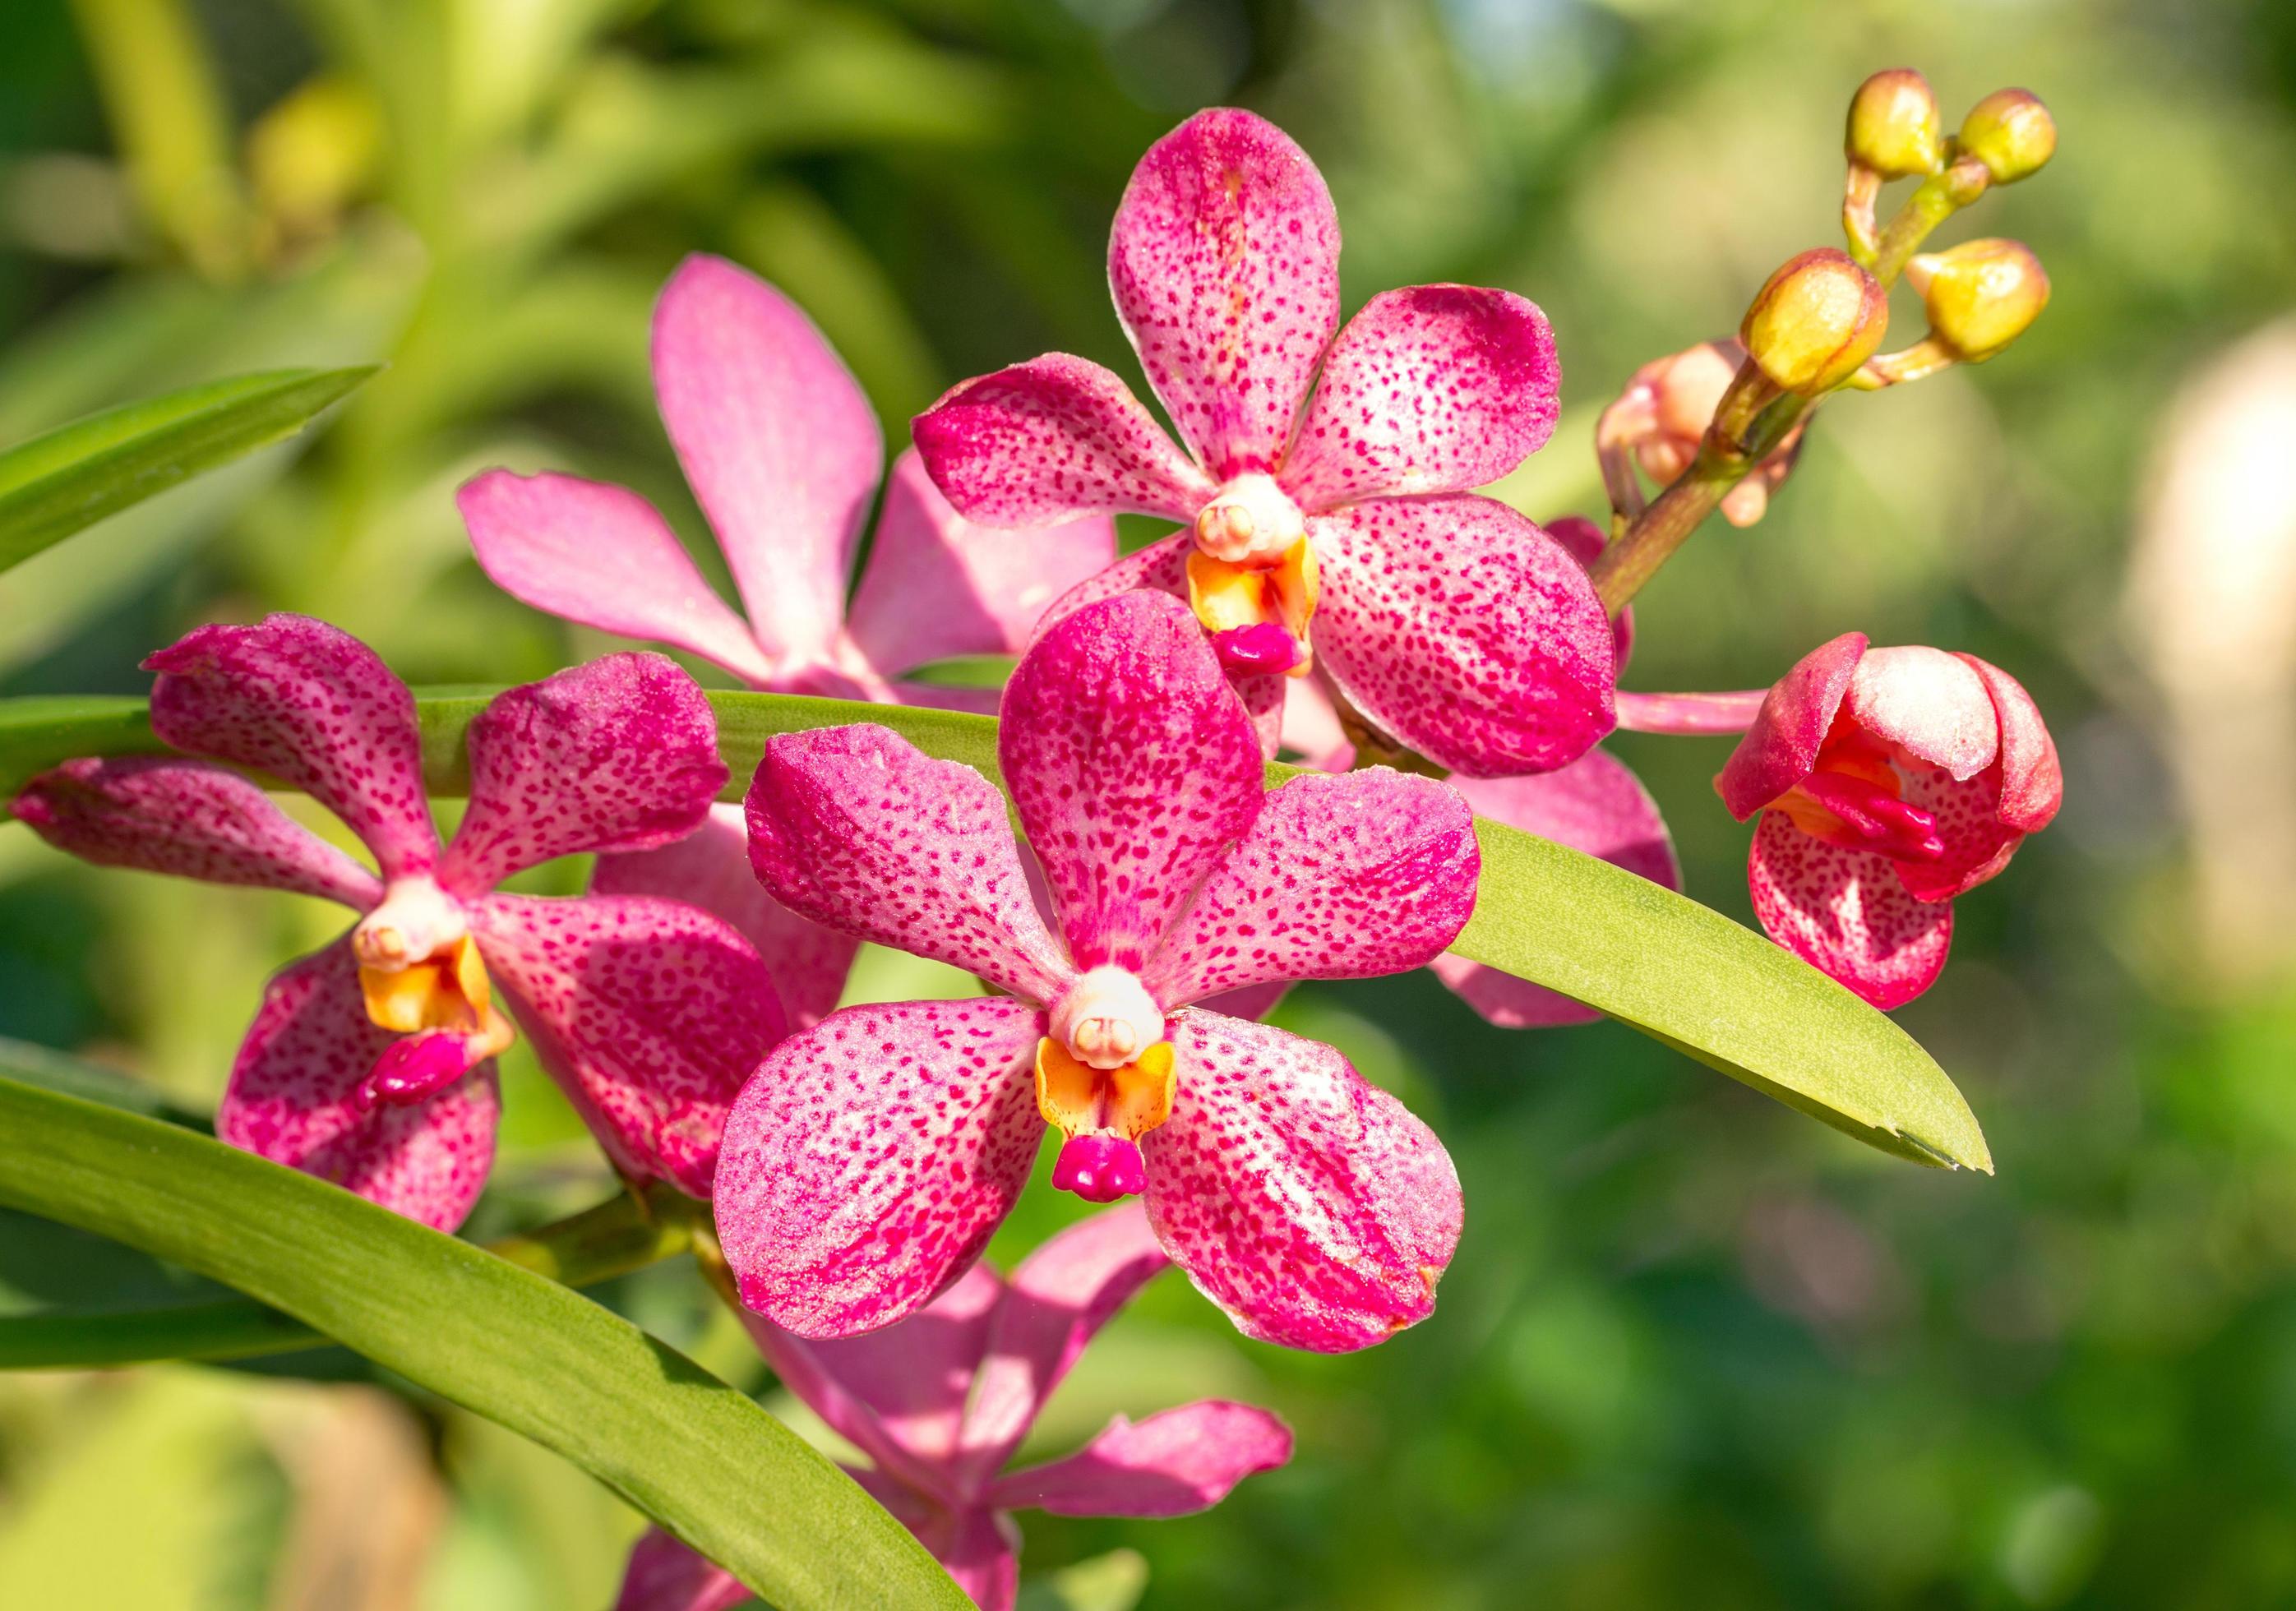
[1035,1036,1175,1142]
[1185,538,1319,677]
[358,932,515,1059]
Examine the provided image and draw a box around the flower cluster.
[12,80,2067,1608]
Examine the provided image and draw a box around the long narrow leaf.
[0,1064,969,1609]
[0,688,1987,1170]
[0,367,377,573]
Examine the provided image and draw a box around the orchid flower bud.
[1846,69,1943,178]
[1905,238,2051,362]
[1956,89,2057,185]
[1740,249,1889,395]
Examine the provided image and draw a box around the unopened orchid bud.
[1906,238,2051,362]
[1739,249,1889,395]
[1957,89,2056,185]
[1846,69,1943,178]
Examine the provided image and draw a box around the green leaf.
[0,688,1986,1170]
[0,1064,969,1609]
[0,367,376,574]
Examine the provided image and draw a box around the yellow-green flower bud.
[1957,89,2057,185]
[1905,238,2050,362]
[1739,249,1890,395]
[1846,69,1943,178]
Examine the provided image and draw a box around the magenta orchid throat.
[714,589,1476,1353]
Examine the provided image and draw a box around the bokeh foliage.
[3,0,2294,1606]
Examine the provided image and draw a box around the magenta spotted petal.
[146,614,439,881]
[441,653,728,896]
[594,805,857,1032]
[1283,285,1559,509]
[1144,1009,1462,1352]
[1000,591,1264,971]
[746,724,1069,1001]
[1431,754,1681,1029]
[13,757,381,909]
[1140,769,1478,1005]
[713,997,1046,1340]
[1746,813,1953,1009]
[913,355,1215,527]
[219,943,499,1231]
[1311,497,1617,777]
[1108,108,1340,478]
[470,893,783,1198]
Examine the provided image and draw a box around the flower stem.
[1587,166,1979,616]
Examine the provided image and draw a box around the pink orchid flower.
[458,254,1117,1027]
[715,590,1475,1353]
[10,614,783,1230]
[615,1204,1291,1611]
[912,107,1615,779]
[1713,632,2063,1008]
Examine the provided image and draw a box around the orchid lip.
[1212,621,1303,675]
[356,1029,483,1110]
[1780,769,1946,862]
[1051,1133,1148,1202]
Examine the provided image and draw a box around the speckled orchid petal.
[846,451,1119,677]
[145,613,440,881]
[1002,592,1264,972]
[612,1530,751,1611]
[1140,770,1478,1006]
[1108,108,1340,478]
[913,355,1215,526]
[741,1263,1004,1481]
[1143,1009,1460,1352]
[1282,285,1559,509]
[455,470,777,685]
[1747,811,1952,1010]
[469,893,784,1198]
[1430,753,1680,1028]
[714,997,1046,1340]
[1716,632,1870,819]
[1309,497,1616,778]
[987,1401,1293,1518]
[1842,645,2000,781]
[1026,533,1192,645]
[594,805,857,1031]
[1891,761,2019,904]
[218,941,497,1232]
[957,1202,1167,1481]
[13,756,382,909]
[653,255,882,666]
[745,724,1069,1001]
[440,654,728,896]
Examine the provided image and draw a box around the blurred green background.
[5,0,2295,1605]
